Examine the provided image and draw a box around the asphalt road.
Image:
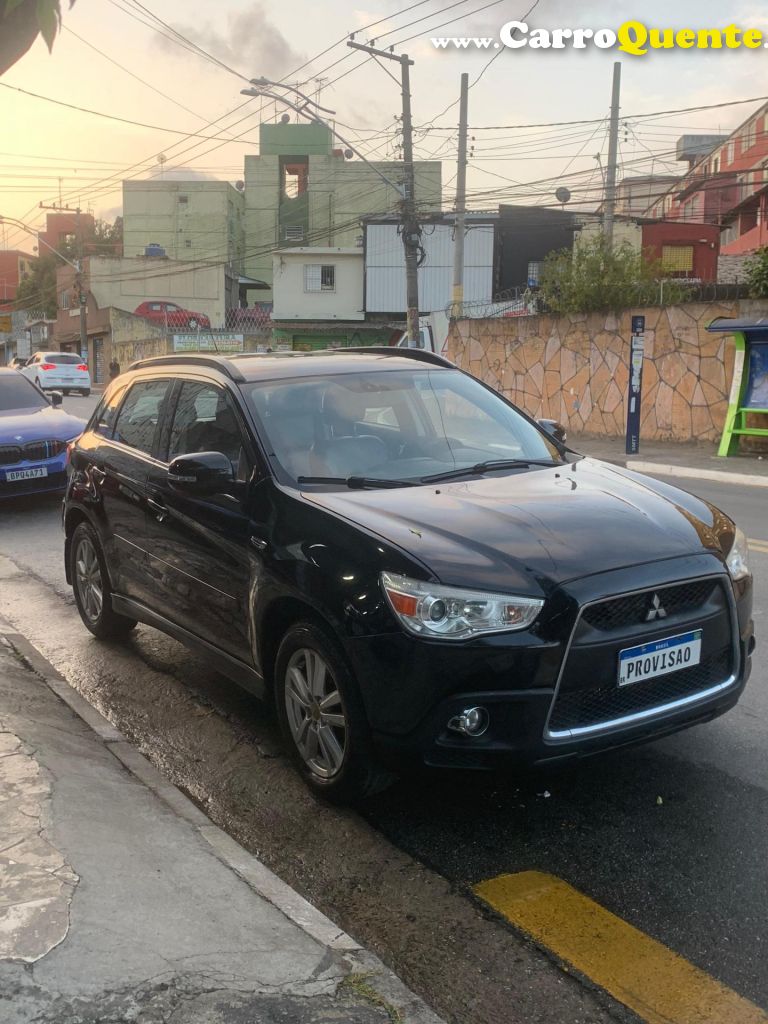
[0,395,765,1024]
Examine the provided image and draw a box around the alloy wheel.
[284,648,347,779]
[75,536,104,623]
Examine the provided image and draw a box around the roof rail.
[337,346,455,368]
[128,353,246,382]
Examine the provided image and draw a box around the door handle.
[147,496,168,523]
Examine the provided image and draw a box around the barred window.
[304,264,335,292]
[662,246,695,273]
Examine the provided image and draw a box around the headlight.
[726,526,751,581]
[380,572,543,640]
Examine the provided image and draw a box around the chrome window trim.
[543,573,741,743]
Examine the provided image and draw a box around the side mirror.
[167,451,234,496]
[538,418,567,445]
[49,391,63,407]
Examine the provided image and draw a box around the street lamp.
[0,215,81,270]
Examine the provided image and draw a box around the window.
[727,141,735,165]
[743,120,757,151]
[92,384,128,438]
[712,156,720,176]
[304,264,335,292]
[113,380,171,456]
[178,195,189,204]
[184,239,192,248]
[168,381,246,475]
[661,246,695,273]
[60,291,70,310]
[284,225,304,242]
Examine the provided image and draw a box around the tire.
[275,621,395,803]
[81,388,90,397]
[70,522,137,640]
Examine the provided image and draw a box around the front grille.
[549,644,733,733]
[582,580,718,632]
[0,439,65,466]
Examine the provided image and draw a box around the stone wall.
[448,300,768,442]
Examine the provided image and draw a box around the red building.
[640,221,720,281]
[38,211,96,259]
[649,103,768,257]
[0,249,35,308]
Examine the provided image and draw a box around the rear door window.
[113,380,172,456]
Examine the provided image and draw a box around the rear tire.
[70,522,137,640]
[275,621,395,803]
[81,388,90,397]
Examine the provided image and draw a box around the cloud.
[157,4,306,79]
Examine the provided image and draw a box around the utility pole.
[451,73,469,320]
[603,61,622,247]
[39,200,88,358]
[348,41,420,345]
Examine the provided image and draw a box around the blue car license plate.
[618,630,702,687]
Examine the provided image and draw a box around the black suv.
[64,350,754,801]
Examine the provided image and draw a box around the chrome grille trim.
[543,573,741,742]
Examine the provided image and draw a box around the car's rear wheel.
[275,621,395,803]
[70,522,137,639]
[81,388,90,397]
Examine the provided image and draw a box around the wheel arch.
[256,596,344,701]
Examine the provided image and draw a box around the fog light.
[447,706,489,737]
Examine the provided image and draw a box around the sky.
[1,0,767,253]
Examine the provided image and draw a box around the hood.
[0,405,86,443]
[304,459,729,596]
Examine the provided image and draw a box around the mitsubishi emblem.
[645,593,668,622]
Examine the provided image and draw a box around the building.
[0,249,35,308]
[244,122,442,299]
[0,310,54,364]
[38,211,96,257]
[648,106,768,266]
[576,215,720,281]
[364,214,495,315]
[54,256,239,378]
[122,180,246,272]
[615,174,681,218]
[497,207,578,292]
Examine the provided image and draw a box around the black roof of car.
[129,347,455,383]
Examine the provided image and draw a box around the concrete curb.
[2,630,444,1024]
[606,458,768,489]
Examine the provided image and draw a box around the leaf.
[36,0,61,51]
[3,0,27,16]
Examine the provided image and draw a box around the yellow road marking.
[748,538,768,554]
[474,872,768,1024]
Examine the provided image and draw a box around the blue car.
[0,369,86,499]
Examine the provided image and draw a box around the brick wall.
[448,300,768,442]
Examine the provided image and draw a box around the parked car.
[63,349,754,802]
[20,352,91,396]
[0,369,85,498]
[134,301,211,331]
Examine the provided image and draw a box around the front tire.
[275,621,394,803]
[70,522,137,639]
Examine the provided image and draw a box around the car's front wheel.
[70,522,137,639]
[275,621,394,802]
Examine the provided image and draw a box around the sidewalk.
[0,630,442,1024]
[570,433,768,487]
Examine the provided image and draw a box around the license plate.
[618,630,702,687]
[5,467,48,482]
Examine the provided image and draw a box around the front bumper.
[0,454,68,498]
[348,554,754,771]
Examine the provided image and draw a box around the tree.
[1,1,76,76]
[744,246,768,298]
[13,217,123,318]
[539,235,687,314]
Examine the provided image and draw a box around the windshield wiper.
[297,475,418,489]
[420,458,561,484]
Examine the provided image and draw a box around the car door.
[143,378,254,661]
[94,378,174,604]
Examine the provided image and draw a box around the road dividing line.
[474,872,768,1024]
[748,538,768,554]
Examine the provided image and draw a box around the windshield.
[0,374,48,412]
[245,369,562,485]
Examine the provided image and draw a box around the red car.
[134,301,211,330]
